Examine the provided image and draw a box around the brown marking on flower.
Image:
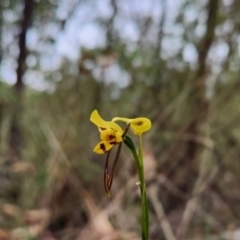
[110,127,117,132]
[135,121,143,126]
[108,135,115,140]
[100,143,106,152]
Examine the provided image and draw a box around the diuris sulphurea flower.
[90,109,151,240]
[90,110,151,197]
[90,110,123,154]
[90,110,129,196]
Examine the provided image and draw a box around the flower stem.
[138,135,149,240]
[124,136,149,240]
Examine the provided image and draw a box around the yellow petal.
[112,117,132,123]
[90,110,123,134]
[103,121,123,134]
[115,132,122,143]
[112,116,151,135]
[100,129,123,143]
[93,141,114,154]
[90,110,109,130]
[130,118,151,135]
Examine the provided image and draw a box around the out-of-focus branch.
[150,0,166,96]
[196,0,219,77]
[149,184,177,240]
[106,0,117,46]
[15,0,34,92]
[156,0,166,59]
[158,174,222,231]
[176,1,220,239]
[0,4,2,65]
[7,0,34,162]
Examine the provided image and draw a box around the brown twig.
[149,184,177,240]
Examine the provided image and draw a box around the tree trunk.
[7,0,34,163]
[159,0,219,225]
[184,0,219,167]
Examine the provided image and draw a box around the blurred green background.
[1,0,240,239]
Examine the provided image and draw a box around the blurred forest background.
[1,0,240,239]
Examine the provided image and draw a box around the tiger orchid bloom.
[90,109,151,237]
[112,117,151,135]
[90,109,127,196]
[90,110,151,197]
[90,110,123,154]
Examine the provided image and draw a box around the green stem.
[138,135,149,240]
[124,135,149,240]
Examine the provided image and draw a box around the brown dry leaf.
[117,231,141,240]
[24,208,51,236]
[77,211,115,240]
[11,227,54,240]
[42,231,57,240]
[28,225,46,238]
[2,203,22,218]
[97,230,141,240]
[0,229,11,240]
[25,208,51,225]
[77,228,140,240]
[10,209,51,239]
[11,162,36,175]
[10,228,29,240]
[92,211,114,237]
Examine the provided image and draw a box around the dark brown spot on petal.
[109,141,116,145]
[135,121,143,126]
[100,127,106,131]
[110,127,117,132]
[109,135,115,140]
[100,143,106,152]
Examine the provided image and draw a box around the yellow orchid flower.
[112,117,151,135]
[90,109,123,134]
[90,109,126,196]
[90,110,151,234]
[93,140,115,154]
[90,110,123,154]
